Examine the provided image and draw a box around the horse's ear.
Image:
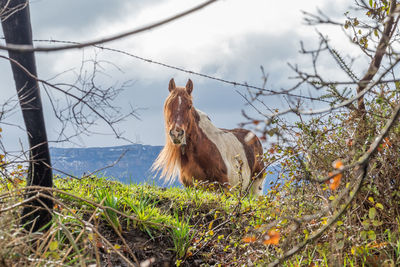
[168,78,176,92]
[186,79,193,95]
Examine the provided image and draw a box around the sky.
[0,0,357,150]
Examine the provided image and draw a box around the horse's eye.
[188,105,192,110]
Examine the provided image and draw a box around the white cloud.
[0,0,360,149]
[106,0,325,69]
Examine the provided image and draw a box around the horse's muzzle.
[172,138,182,144]
[169,128,185,145]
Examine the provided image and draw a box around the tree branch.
[356,0,398,113]
[0,0,218,52]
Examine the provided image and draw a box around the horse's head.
[164,78,194,146]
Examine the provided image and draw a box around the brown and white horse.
[152,79,265,195]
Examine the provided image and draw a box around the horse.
[152,78,265,195]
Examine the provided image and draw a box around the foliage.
[237,0,400,265]
[0,166,398,266]
[0,176,277,266]
[264,101,400,266]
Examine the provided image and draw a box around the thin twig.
[0,0,218,52]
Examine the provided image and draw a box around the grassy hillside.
[0,175,399,266]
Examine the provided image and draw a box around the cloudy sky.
[0,0,355,150]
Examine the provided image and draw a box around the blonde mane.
[152,137,181,183]
[152,87,190,183]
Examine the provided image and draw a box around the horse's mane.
[152,137,181,183]
[152,88,190,183]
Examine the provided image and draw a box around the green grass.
[0,175,399,266]
[169,211,194,260]
[94,187,122,233]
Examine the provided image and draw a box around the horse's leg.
[179,174,193,187]
[251,175,265,195]
[250,153,266,196]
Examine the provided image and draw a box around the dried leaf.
[263,230,280,245]
[96,241,105,249]
[368,241,388,249]
[242,235,256,243]
[326,172,342,190]
[346,138,353,146]
[383,137,392,148]
[332,160,344,170]
[13,178,24,184]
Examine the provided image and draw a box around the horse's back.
[225,128,264,195]
[197,109,264,194]
[197,110,252,186]
[227,128,264,173]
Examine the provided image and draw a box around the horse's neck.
[195,109,222,137]
[180,109,208,156]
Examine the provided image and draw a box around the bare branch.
[0,0,218,52]
[357,0,399,112]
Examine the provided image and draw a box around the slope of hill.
[2,176,396,266]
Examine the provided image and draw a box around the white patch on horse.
[244,132,255,143]
[176,96,182,124]
[196,109,251,191]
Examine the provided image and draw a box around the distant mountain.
[50,144,277,193]
[50,144,180,187]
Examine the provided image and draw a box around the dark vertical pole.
[0,0,53,230]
